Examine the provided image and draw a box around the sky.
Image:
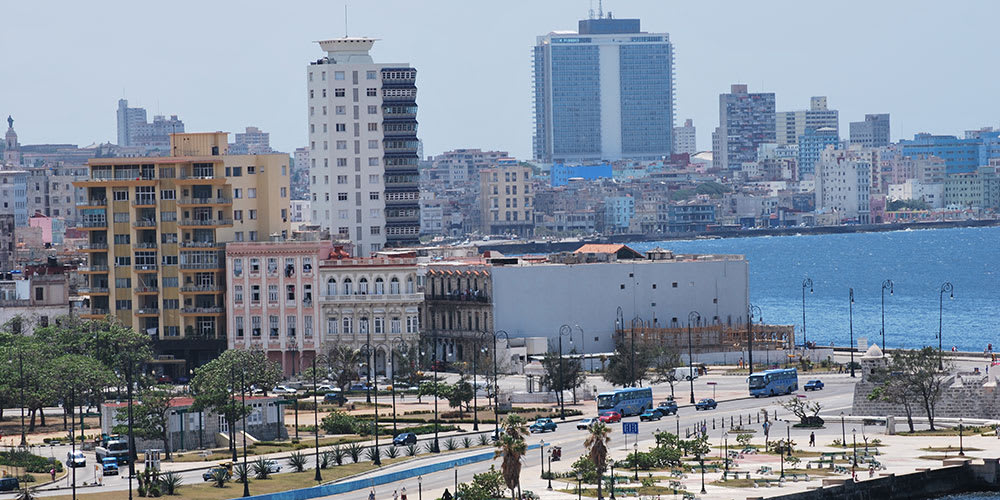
[2,0,998,160]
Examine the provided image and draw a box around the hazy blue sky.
[2,1,997,159]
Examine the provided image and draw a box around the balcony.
[76,199,107,207]
[80,220,108,229]
[177,197,232,206]
[180,241,222,249]
[427,293,490,303]
[134,286,159,294]
[180,284,223,293]
[133,197,157,207]
[135,242,158,249]
[78,265,109,273]
[136,308,160,316]
[133,220,157,228]
[320,292,424,304]
[180,262,222,270]
[0,299,31,307]
[79,307,110,317]
[134,264,159,273]
[181,306,224,315]
[179,219,233,228]
[80,242,108,251]
[78,287,110,295]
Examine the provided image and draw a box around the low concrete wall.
[749,459,1000,500]
[682,348,833,366]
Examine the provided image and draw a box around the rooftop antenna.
[598,0,604,19]
[344,3,348,37]
[589,0,595,19]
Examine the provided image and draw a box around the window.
[113,190,129,201]
[366,88,377,97]
[163,277,178,288]
[267,258,278,275]
[268,285,278,302]
[304,316,313,337]
[366,70,377,80]
[368,157,380,167]
[334,71,345,80]
[336,140,347,150]
[390,317,401,334]
[339,210,348,220]
[269,316,279,337]
[370,226,381,235]
[115,278,131,289]
[113,212,130,223]
[374,277,384,294]
[406,315,419,334]
[252,316,262,336]
[336,123,346,132]
[369,192,380,200]
[234,285,244,302]
[114,256,131,266]
[338,192,348,201]
[249,231,258,241]
[370,208,381,218]
[337,175,348,184]
[249,209,257,220]
[337,158,348,167]
[161,255,178,266]
[234,210,243,221]
[343,278,353,295]
[358,278,369,294]
[248,188,257,198]
[232,166,242,176]
[406,277,414,293]
[336,105,346,115]
[335,88,345,97]
[251,285,261,303]
[116,300,132,310]
[234,188,242,199]
[367,123,378,132]
[368,105,378,114]
[327,317,338,334]
[374,317,384,334]
[286,284,295,301]
[233,258,243,276]
[160,189,176,200]
[235,316,244,337]
[161,211,176,222]
[163,299,179,310]
[359,317,369,334]
[342,316,353,334]
[390,277,400,294]
[286,315,297,337]
[280,187,287,197]
[303,257,313,274]
[368,140,379,149]
[114,234,131,245]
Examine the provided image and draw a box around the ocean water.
[628,226,1000,352]
[933,494,1000,500]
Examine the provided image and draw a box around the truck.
[95,437,130,465]
[674,367,700,381]
[101,457,119,475]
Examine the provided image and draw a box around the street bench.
[834,465,851,474]
[786,473,810,482]
[757,466,773,475]
[683,494,696,500]
[721,471,750,481]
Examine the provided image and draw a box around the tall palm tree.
[494,414,528,500]
[586,421,612,500]
[324,343,362,391]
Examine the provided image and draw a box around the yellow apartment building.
[74,132,290,375]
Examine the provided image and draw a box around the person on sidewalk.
[442,488,453,500]
[50,468,56,481]
[393,489,398,500]
[809,432,815,447]
[400,487,407,500]
[369,489,375,500]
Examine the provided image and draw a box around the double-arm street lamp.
[421,336,441,452]
[687,311,700,404]
[939,282,954,370]
[361,343,384,465]
[558,324,574,420]
[802,278,813,349]
[483,329,510,438]
[849,288,856,378]
[881,279,893,351]
[390,337,408,434]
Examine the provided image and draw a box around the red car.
[598,411,621,423]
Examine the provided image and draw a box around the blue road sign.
[623,422,638,434]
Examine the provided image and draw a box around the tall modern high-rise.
[532,16,675,163]
[849,114,891,148]
[713,84,775,170]
[673,118,697,155]
[307,38,420,255]
[116,99,185,148]
[776,96,839,146]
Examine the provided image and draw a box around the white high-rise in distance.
[307,38,420,255]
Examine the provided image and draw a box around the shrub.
[251,457,272,480]
[234,463,249,484]
[210,469,229,488]
[346,442,364,463]
[423,441,438,454]
[159,471,182,495]
[385,446,399,459]
[736,433,754,448]
[320,451,332,469]
[364,446,380,463]
[477,433,491,446]
[331,445,345,465]
[462,437,472,448]
[320,410,359,435]
[0,451,64,474]
[405,444,418,457]
[288,452,308,473]
[444,438,458,451]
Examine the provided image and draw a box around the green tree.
[868,351,920,432]
[603,339,657,388]
[494,414,527,500]
[115,386,174,458]
[49,354,115,432]
[444,378,475,416]
[901,347,950,430]
[887,198,930,211]
[695,181,731,197]
[190,349,281,458]
[585,421,611,499]
[650,346,682,399]
[321,344,362,391]
[779,397,823,426]
[541,347,585,407]
[455,465,505,500]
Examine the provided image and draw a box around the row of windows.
[325,315,419,335]
[234,315,314,338]
[308,70,379,82]
[232,257,314,277]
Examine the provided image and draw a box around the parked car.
[315,384,336,393]
[156,374,173,384]
[323,392,347,405]
[67,450,86,468]
[804,380,824,391]
[202,466,232,482]
[576,418,597,430]
[639,408,662,421]
[101,457,119,475]
[655,400,678,416]
[271,386,297,395]
[260,459,281,473]
[0,477,19,492]
[393,432,417,446]
[694,398,718,411]
[598,411,621,423]
[529,418,557,433]
[348,383,369,391]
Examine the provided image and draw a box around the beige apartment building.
[478,158,534,238]
[74,132,290,375]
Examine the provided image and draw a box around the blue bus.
[597,387,653,416]
[749,368,798,397]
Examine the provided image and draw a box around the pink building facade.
[226,240,336,376]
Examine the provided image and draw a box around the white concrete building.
[307,38,420,255]
[887,179,944,208]
[490,249,749,354]
[289,200,310,223]
[815,147,872,223]
[776,96,840,146]
[673,119,697,156]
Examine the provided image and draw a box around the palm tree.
[585,421,612,500]
[323,344,362,391]
[494,414,528,500]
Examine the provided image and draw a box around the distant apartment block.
[797,127,839,178]
[776,96,839,146]
[74,132,290,376]
[228,126,273,155]
[307,38,420,255]
[430,149,509,190]
[849,114,890,148]
[0,164,28,227]
[533,16,675,163]
[713,84,776,170]
[673,118,697,155]
[899,130,1000,175]
[479,159,534,237]
[814,148,872,223]
[116,99,184,147]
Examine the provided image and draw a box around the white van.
[674,367,699,381]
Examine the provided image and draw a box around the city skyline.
[2,0,998,160]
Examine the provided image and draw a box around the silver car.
[576,418,597,430]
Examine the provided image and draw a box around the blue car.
[529,418,557,433]
[102,457,119,476]
[694,398,718,411]
[804,380,824,391]
[639,409,662,421]
[393,432,417,446]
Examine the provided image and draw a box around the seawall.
[478,219,1000,255]
[749,458,1000,500]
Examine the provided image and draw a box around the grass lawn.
[920,446,982,452]
[0,464,68,485]
[168,436,370,463]
[917,454,978,461]
[898,426,993,437]
[44,458,414,500]
[557,485,684,498]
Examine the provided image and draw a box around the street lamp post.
[425,337,440,453]
[724,435,729,472]
[558,325,573,420]
[609,461,615,499]
[881,279,893,351]
[700,456,706,494]
[575,325,587,372]
[312,357,322,482]
[391,338,407,435]
[802,278,813,349]
[471,333,481,431]
[786,421,792,457]
[939,282,954,371]
[361,343,383,465]
[633,442,638,480]
[486,330,510,439]
[688,311,700,404]
[747,304,761,375]
[840,411,846,448]
[547,450,553,490]
[959,418,965,456]
[576,471,583,500]
[852,428,857,475]
[241,368,250,497]
[849,288,856,378]
[365,322,373,404]
[418,475,422,500]
[539,439,545,478]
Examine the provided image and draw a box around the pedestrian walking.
[442,488,453,500]
[369,488,375,500]
[809,432,815,447]
[393,489,398,500]
[50,468,56,481]
[400,486,407,500]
